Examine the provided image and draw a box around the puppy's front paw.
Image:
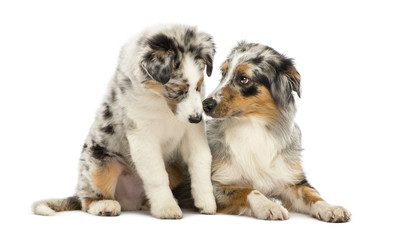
[87,200,121,216]
[248,191,289,220]
[151,200,183,219]
[312,201,351,223]
[194,193,217,214]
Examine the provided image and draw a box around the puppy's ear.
[203,53,214,77]
[197,32,216,77]
[141,33,177,84]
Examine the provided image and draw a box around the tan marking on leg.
[92,162,123,199]
[291,185,323,205]
[301,187,323,205]
[215,184,254,215]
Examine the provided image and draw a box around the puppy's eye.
[175,62,180,69]
[239,75,251,85]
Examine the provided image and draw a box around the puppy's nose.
[188,114,202,124]
[203,98,217,114]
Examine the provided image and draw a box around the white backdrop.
[1,0,397,239]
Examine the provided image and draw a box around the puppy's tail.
[32,196,81,216]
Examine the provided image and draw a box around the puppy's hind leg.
[281,178,351,222]
[78,158,123,217]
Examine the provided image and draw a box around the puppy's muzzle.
[203,98,217,114]
[188,114,203,124]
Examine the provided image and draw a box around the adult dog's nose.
[203,98,217,114]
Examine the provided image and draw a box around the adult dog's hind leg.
[213,182,288,220]
[280,179,351,222]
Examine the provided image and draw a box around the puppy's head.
[203,42,300,121]
[140,26,215,123]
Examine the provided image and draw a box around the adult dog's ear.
[272,58,301,107]
[285,63,301,98]
[141,33,177,84]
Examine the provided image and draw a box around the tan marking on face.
[144,81,163,95]
[196,77,204,92]
[153,49,169,58]
[144,81,188,114]
[166,163,185,189]
[233,63,252,78]
[221,62,229,75]
[212,85,279,120]
[216,185,253,215]
[92,162,123,199]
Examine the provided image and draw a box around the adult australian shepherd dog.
[203,42,350,222]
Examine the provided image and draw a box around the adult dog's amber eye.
[239,75,250,85]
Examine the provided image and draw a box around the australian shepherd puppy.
[203,42,351,222]
[33,25,217,219]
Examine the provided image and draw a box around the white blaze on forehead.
[175,55,204,122]
[182,55,202,84]
[208,52,246,101]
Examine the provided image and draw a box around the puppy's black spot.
[147,33,177,52]
[90,144,111,160]
[111,89,116,102]
[101,125,115,135]
[123,78,132,87]
[103,104,113,119]
[96,193,104,199]
[188,45,198,54]
[184,29,196,45]
[66,196,82,210]
[241,85,259,97]
[143,52,153,63]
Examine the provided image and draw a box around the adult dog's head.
[203,42,300,122]
[138,26,215,124]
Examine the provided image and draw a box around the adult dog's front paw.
[248,191,289,220]
[150,200,183,219]
[312,201,351,223]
